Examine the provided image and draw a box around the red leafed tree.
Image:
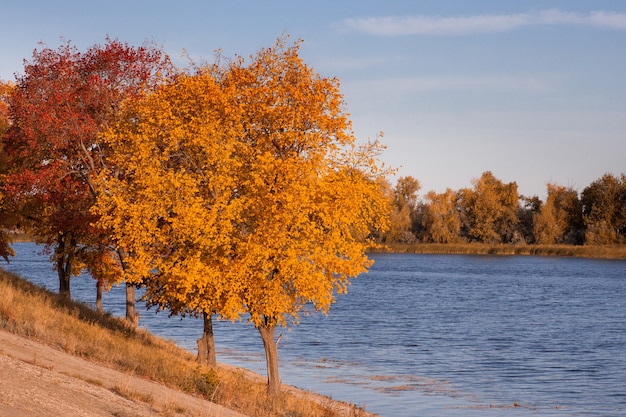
[0,80,16,262]
[2,38,172,310]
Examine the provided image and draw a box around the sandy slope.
[0,329,247,417]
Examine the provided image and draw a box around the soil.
[0,329,247,417]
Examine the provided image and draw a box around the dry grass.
[378,243,626,259]
[0,268,374,417]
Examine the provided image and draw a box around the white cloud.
[340,9,626,36]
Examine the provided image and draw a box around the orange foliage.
[95,37,391,393]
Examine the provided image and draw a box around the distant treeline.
[380,171,626,246]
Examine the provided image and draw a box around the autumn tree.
[95,38,391,393]
[383,176,420,243]
[232,138,389,395]
[0,80,15,262]
[516,195,541,244]
[0,80,11,145]
[421,188,462,243]
[533,183,583,245]
[457,171,519,243]
[581,173,626,244]
[2,39,171,314]
[223,39,390,394]
[94,69,246,366]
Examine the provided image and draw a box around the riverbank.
[0,329,247,417]
[375,243,626,259]
[0,269,376,417]
[7,232,626,259]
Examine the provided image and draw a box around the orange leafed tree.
[0,80,11,139]
[212,39,391,394]
[458,171,519,243]
[95,37,391,393]
[94,70,246,366]
[383,176,420,243]
[533,183,583,245]
[581,173,626,244]
[422,188,462,243]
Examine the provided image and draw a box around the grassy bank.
[376,243,626,259]
[0,268,372,417]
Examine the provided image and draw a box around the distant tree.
[395,176,421,209]
[457,171,519,243]
[516,195,541,244]
[421,188,462,243]
[581,173,626,244]
[383,176,420,243]
[534,183,583,245]
[2,38,171,315]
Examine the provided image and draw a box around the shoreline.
[0,269,378,417]
[373,242,626,259]
[0,325,377,417]
[6,234,626,259]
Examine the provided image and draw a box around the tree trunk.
[125,283,138,327]
[116,248,137,328]
[196,312,217,367]
[258,322,281,395]
[56,233,72,298]
[95,279,103,312]
[57,261,71,297]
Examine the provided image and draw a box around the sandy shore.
[0,329,376,417]
[0,329,248,417]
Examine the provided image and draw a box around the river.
[2,242,625,417]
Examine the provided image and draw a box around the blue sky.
[2,0,625,199]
